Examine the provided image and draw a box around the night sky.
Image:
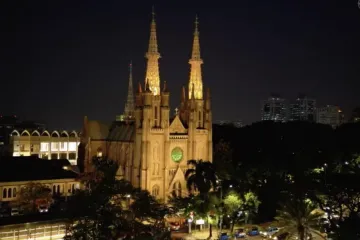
[2,0,360,130]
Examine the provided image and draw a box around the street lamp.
[324,163,327,186]
[216,180,223,237]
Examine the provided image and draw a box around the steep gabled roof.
[0,157,78,182]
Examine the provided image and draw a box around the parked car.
[234,228,246,238]
[260,227,279,237]
[220,233,229,240]
[272,232,289,240]
[10,207,20,216]
[247,227,259,236]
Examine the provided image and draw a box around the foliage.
[185,159,217,237]
[275,199,325,240]
[223,191,260,232]
[185,160,217,199]
[16,182,52,213]
[64,156,170,240]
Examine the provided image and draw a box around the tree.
[275,199,325,240]
[16,182,52,213]
[185,160,217,199]
[65,157,171,240]
[223,191,260,233]
[185,160,217,238]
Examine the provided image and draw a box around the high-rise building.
[215,120,243,128]
[261,96,288,122]
[316,105,344,128]
[79,13,212,201]
[289,96,316,122]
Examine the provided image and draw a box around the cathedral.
[79,12,212,201]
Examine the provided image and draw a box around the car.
[169,222,180,231]
[220,232,229,240]
[260,227,279,237]
[38,205,49,213]
[272,232,289,240]
[234,228,246,238]
[247,227,259,236]
[10,208,20,216]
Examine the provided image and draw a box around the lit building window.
[41,153,49,159]
[60,142,68,151]
[68,142,77,151]
[51,142,59,151]
[97,151,103,157]
[40,142,49,152]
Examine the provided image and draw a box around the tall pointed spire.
[188,15,203,100]
[145,6,161,96]
[124,61,135,119]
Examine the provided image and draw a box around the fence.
[0,220,66,240]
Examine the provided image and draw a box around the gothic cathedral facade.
[79,13,212,201]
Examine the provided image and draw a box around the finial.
[181,85,186,102]
[175,107,179,115]
[137,82,143,93]
[129,60,132,70]
[145,79,151,92]
[162,81,168,92]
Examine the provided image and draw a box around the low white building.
[10,129,80,165]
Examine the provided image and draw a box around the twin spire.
[145,7,161,96]
[143,9,204,100]
[188,15,203,100]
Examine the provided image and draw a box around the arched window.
[152,185,159,197]
[13,188,17,198]
[198,111,202,127]
[57,185,60,194]
[8,188,12,198]
[172,181,182,197]
[3,188,7,198]
[53,185,56,194]
[72,184,75,194]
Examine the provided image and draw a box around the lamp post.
[217,180,223,237]
[323,163,327,186]
[126,194,131,209]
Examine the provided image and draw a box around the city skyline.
[2,0,360,129]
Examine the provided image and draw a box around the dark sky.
[1,0,360,130]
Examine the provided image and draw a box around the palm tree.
[185,160,217,238]
[275,199,325,240]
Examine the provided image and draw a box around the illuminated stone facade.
[10,130,80,165]
[80,13,212,201]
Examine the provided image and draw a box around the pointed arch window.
[3,188,7,198]
[152,185,160,197]
[8,188,12,198]
[172,181,182,197]
[198,111,202,128]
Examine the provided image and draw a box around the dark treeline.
[213,121,360,222]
